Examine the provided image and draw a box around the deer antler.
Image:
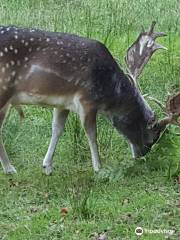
[157,92,180,130]
[125,21,167,80]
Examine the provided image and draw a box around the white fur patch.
[12,93,82,114]
[25,64,61,80]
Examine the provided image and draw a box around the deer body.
[1,24,178,175]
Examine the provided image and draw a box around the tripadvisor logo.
[135,227,175,236]
[135,227,143,236]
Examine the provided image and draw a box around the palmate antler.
[158,92,180,130]
[125,21,167,80]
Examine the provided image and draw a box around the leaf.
[60,207,68,216]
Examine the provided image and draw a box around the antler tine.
[146,96,166,112]
[152,32,167,39]
[148,21,156,35]
[159,113,180,129]
[148,21,167,39]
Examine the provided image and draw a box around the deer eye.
[147,116,156,129]
[152,122,160,133]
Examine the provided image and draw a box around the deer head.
[123,21,180,156]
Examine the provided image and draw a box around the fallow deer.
[0,22,179,175]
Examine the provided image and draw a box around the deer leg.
[79,108,101,172]
[0,104,17,174]
[43,108,69,175]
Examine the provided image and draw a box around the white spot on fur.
[30,38,34,42]
[9,45,13,50]
[14,49,18,54]
[14,35,18,39]
[75,79,80,85]
[6,63,10,68]
[0,52,4,57]
[11,71,16,77]
[1,67,5,73]
[24,57,29,61]
[4,47,8,53]
[10,60,15,66]
[25,42,29,46]
[46,38,50,42]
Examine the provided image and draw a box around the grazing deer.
[0,22,179,175]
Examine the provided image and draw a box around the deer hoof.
[4,165,17,174]
[42,165,52,175]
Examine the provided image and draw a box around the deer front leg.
[0,105,17,174]
[43,108,69,175]
[79,108,101,172]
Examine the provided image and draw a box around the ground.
[0,0,179,239]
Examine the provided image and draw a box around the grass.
[0,0,180,239]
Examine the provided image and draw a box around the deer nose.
[134,144,151,157]
[141,144,152,156]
